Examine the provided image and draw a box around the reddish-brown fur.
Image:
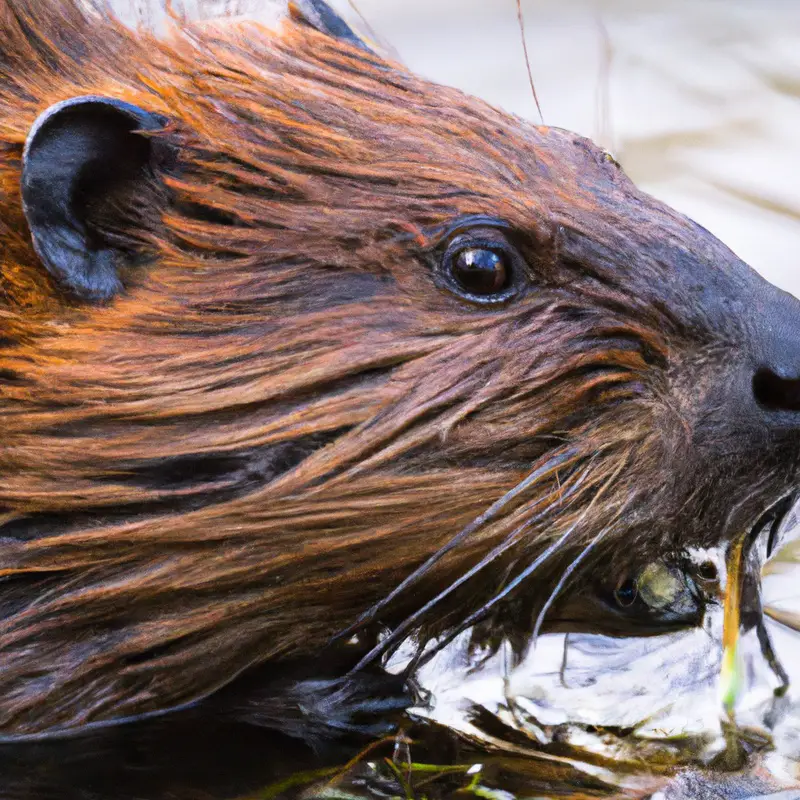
[0,0,796,738]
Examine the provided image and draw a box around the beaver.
[0,0,796,743]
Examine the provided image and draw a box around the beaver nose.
[752,367,800,413]
[751,288,800,414]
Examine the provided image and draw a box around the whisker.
[345,458,595,675]
[516,0,544,122]
[764,605,800,634]
[756,617,790,695]
[525,499,631,658]
[331,446,580,646]
[501,516,618,717]
[346,0,382,48]
[406,456,627,674]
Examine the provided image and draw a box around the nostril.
[753,367,800,412]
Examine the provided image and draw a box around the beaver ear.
[288,0,373,52]
[21,96,171,302]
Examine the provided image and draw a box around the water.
[21,2,800,797]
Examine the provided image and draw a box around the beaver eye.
[450,247,509,296]
[614,578,638,607]
[438,226,521,304]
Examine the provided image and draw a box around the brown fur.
[0,0,795,738]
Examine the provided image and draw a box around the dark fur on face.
[0,0,796,739]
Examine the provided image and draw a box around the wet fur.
[0,0,795,739]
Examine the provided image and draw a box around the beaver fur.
[0,0,797,741]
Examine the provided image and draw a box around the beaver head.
[0,0,796,739]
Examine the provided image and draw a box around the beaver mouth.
[341,459,799,678]
[523,490,799,644]
[392,494,799,723]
